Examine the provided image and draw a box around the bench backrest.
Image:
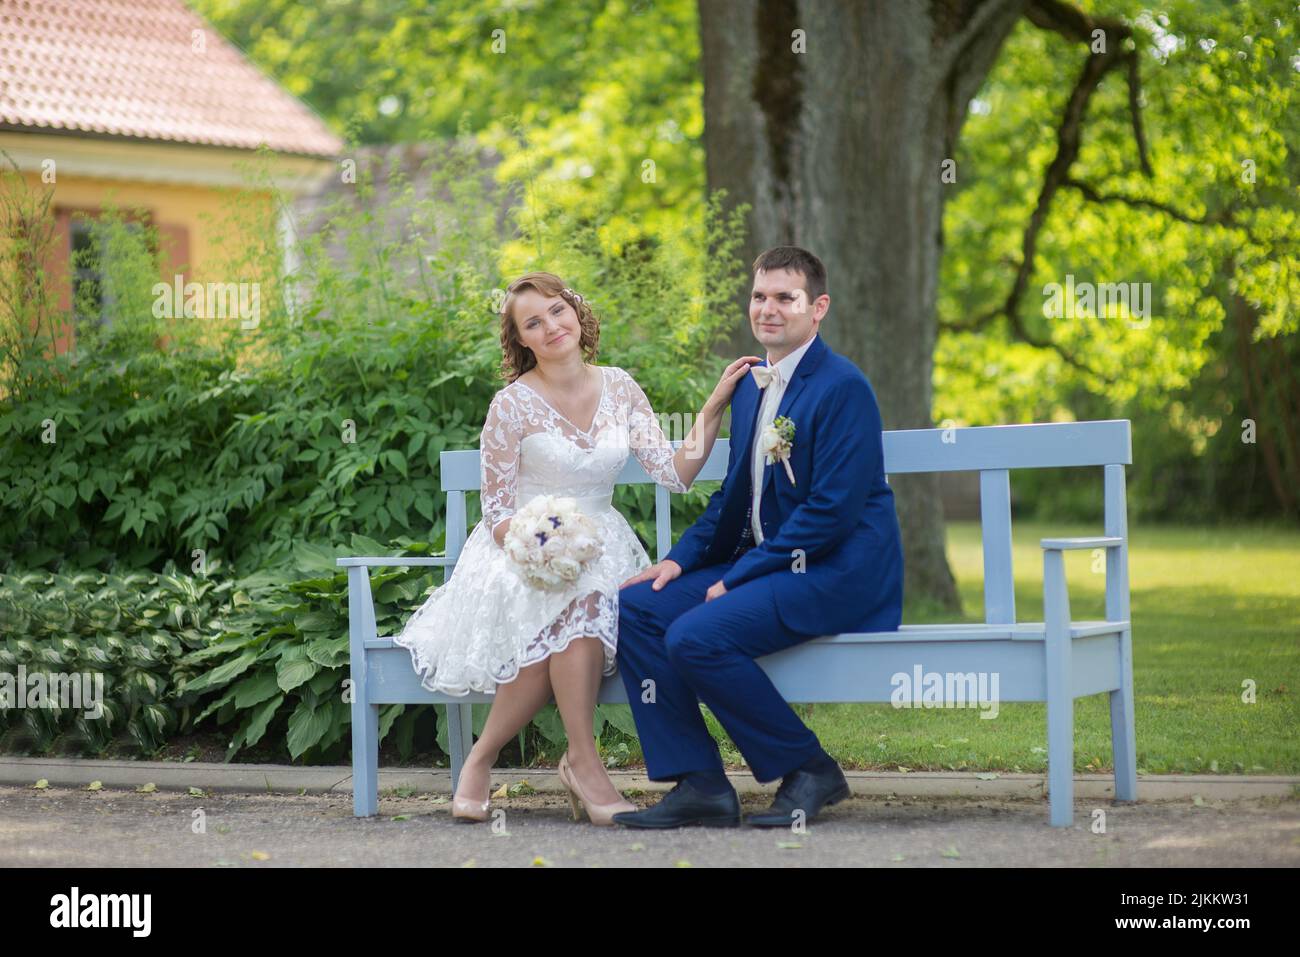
[438,420,1132,627]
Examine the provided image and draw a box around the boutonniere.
[760,415,797,485]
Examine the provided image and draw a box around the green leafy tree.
[939,0,1299,519]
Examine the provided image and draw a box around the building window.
[70,217,146,329]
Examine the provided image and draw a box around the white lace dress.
[393,365,689,695]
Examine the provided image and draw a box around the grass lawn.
[686,520,1300,776]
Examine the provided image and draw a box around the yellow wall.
[16,170,276,284]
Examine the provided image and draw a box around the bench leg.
[1044,550,1074,827]
[447,702,474,794]
[1046,690,1074,827]
[1109,628,1138,802]
[347,565,381,817]
[352,701,379,817]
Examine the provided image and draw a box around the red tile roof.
[0,0,343,157]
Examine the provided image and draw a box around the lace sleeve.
[480,388,523,536]
[623,370,689,493]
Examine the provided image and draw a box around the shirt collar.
[767,333,818,382]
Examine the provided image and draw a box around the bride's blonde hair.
[498,272,600,382]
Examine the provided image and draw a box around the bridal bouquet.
[503,495,604,591]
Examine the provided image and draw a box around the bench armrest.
[1040,536,1126,641]
[1040,536,1123,551]
[340,556,459,650]
[336,556,457,568]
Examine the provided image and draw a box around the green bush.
[0,564,233,755]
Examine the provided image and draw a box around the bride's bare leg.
[549,636,624,805]
[455,658,552,800]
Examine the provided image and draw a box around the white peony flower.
[502,494,605,591]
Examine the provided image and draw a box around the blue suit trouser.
[616,561,824,783]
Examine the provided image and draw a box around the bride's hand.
[492,518,511,548]
[703,356,762,419]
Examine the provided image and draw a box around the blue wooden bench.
[339,419,1135,827]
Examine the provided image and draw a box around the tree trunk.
[699,0,1025,614]
[1230,282,1300,519]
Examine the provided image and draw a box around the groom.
[613,245,904,829]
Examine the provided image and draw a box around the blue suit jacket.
[665,334,904,635]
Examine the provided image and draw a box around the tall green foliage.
[191,0,705,254]
[938,0,1299,520]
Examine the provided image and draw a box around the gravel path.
[3,785,1297,867]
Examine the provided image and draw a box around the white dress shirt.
[750,333,818,544]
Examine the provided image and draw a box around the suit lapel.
[760,335,827,499]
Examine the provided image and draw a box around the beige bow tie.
[751,364,780,389]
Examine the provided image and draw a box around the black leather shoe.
[745,764,851,828]
[611,779,741,829]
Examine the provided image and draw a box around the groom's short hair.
[753,246,827,303]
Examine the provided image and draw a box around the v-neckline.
[515,365,607,436]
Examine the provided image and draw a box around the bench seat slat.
[360,630,1125,705]
[1040,536,1124,550]
[364,619,1128,650]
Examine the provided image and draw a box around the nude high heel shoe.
[451,769,491,823]
[558,752,636,826]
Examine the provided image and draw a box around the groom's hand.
[705,580,727,602]
[620,559,682,591]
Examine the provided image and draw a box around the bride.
[393,271,756,825]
